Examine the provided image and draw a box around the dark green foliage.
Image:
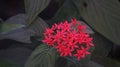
[74,0,120,44]
[1,0,120,67]
[91,33,112,56]
[92,55,120,67]
[0,60,19,67]
[24,45,58,67]
[51,0,80,23]
[24,0,51,24]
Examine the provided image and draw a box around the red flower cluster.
[42,19,94,60]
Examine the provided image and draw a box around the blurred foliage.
[0,60,19,67]
[24,45,57,67]
[24,0,51,24]
[0,14,48,43]
[92,55,120,67]
[0,0,120,67]
[0,14,34,43]
[51,0,80,23]
[28,16,48,36]
[74,0,120,45]
[0,23,24,34]
[91,32,112,57]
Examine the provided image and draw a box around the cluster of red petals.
[42,19,94,60]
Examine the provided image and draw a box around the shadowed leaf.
[24,45,57,67]
[0,23,24,34]
[24,0,51,24]
[28,17,48,36]
[52,0,80,23]
[0,60,19,67]
[91,32,112,56]
[92,55,120,67]
[73,0,120,44]
[0,14,48,43]
[0,14,34,43]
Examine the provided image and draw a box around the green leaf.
[92,55,120,67]
[0,28,34,43]
[0,14,26,34]
[28,17,48,36]
[65,55,91,67]
[30,36,43,49]
[0,14,34,43]
[30,36,43,45]
[0,23,25,34]
[0,14,48,43]
[73,0,120,44]
[24,0,51,24]
[5,14,26,24]
[52,0,80,23]
[24,45,57,67]
[0,60,19,67]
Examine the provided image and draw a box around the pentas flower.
[42,19,94,61]
[74,46,91,60]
